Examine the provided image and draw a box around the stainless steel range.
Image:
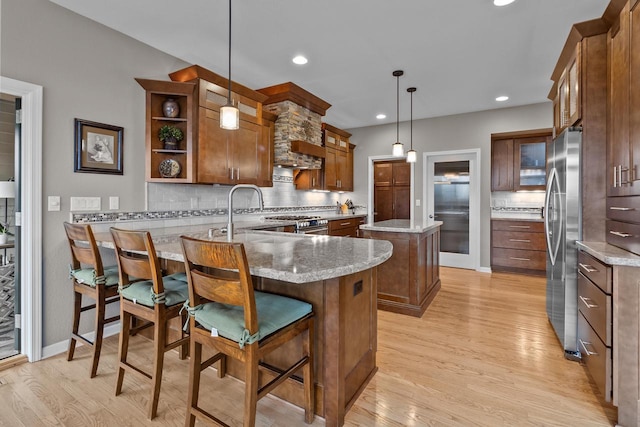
[264,215,329,234]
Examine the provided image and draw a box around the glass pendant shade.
[220,103,239,130]
[406,86,417,163]
[392,141,404,157]
[406,149,417,163]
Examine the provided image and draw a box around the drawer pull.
[509,239,531,243]
[579,296,598,309]
[579,339,598,356]
[508,225,530,229]
[578,263,598,273]
[609,206,635,211]
[609,230,631,238]
[340,222,350,226]
[509,256,531,261]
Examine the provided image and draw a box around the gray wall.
[1,0,552,348]
[1,0,190,346]
[348,102,552,269]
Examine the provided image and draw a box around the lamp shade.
[0,182,15,199]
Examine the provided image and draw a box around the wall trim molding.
[42,323,120,359]
[1,76,43,362]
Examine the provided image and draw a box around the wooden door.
[491,139,514,191]
[393,162,411,186]
[608,4,631,196]
[374,163,392,186]
[231,119,260,184]
[393,186,411,219]
[198,107,230,184]
[324,147,338,190]
[374,187,393,221]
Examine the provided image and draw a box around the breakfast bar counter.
[95,225,392,427]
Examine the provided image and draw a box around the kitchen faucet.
[226,184,264,241]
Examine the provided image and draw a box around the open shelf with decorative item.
[136,78,196,182]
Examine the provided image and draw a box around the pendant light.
[406,87,417,163]
[220,0,239,130]
[391,70,404,157]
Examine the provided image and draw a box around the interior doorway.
[1,76,43,362]
[367,155,414,224]
[424,149,480,270]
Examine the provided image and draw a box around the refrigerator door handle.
[545,168,560,266]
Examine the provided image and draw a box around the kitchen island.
[95,225,392,427]
[360,219,442,317]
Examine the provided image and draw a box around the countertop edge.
[577,241,640,267]
[360,220,443,234]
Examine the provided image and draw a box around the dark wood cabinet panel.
[374,187,393,222]
[374,163,392,186]
[328,217,362,238]
[323,124,354,192]
[361,227,441,317]
[393,186,410,220]
[293,168,323,190]
[491,220,545,275]
[373,160,410,220]
[491,138,514,191]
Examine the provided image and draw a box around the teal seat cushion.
[70,265,120,287]
[119,273,189,307]
[192,291,312,348]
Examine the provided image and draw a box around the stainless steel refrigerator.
[544,127,581,359]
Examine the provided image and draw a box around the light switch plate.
[109,196,119,210]
[415,199,421,207]
[47,196,61,211]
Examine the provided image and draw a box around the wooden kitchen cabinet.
[373,160,410,221]
[556,43,582,133]
[293,168,323,190]
[491,130,550,192]
[328,217,363,237]
[136,65,273,187]
[323,124,354,192]
[491,219,546,276]
[135,79,197,183]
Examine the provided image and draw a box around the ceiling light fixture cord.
[227,0,232,103]
[392,70,404,157]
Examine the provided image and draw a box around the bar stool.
[110,227,190,419]
[64,222,120,378]
[180,236,315,426]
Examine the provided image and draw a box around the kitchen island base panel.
[377,279,441,317]
[202,268,377,427]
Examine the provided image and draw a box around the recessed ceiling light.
[292,55,308,65]
[376,114,386,120]
[496,95,509,102]
[493,0,515,6]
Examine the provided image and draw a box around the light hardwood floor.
[0,268,617,426]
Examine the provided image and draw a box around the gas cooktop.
[264,215,321,221]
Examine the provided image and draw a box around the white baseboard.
[477,266,492,274]
[42,322,121,359]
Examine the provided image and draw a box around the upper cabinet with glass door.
[514,136,548,191]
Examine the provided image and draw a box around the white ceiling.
[50,0,608,130]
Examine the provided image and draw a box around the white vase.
[0,233,7,244]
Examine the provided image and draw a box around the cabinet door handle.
[340,222,350,226]
[579,295,598,309]
[509,239,530,243]
[614,165,617,188]
[578,263,598,273]
[609,206,634,211]
[609,230,631,238]
[230,168,234,179]
[619,165,629,186]
[508,225,530,229]
[579,339,598,356]
[509,256,531,261]
[236,168,240,180]
[312,177,316,187]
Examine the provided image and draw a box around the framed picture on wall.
[74,118,123,175]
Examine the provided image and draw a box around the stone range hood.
[257,83,331,169]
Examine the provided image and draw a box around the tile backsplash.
[491,191,544,208]
[147,169,350,211]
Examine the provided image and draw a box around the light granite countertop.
[359,219,443,234]
[577,241,640,267]
[96,224,393,284]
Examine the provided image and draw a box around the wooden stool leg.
[115,307,131,396]
[148,319,165,419]
[303,320,315,424]
[90,291,106,378]
[185,338,201,427]
[67,289,82,361]
[243,345,259,427]
[179,310,188,360]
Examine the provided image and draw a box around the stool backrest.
[180,236,258,335]
[110,227,164,294]
[64,222,104,275]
